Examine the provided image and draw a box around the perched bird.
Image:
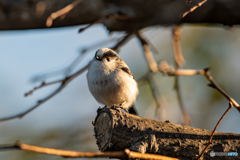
[87,48,139,112]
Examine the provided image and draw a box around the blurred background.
[0,24,240,159]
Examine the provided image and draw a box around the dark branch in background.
[0,141,179,160]
[78,14,132,33]
[0,0,239,30]
[0,64,90,122]
[196,102,233,159]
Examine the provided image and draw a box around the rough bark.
[0,0,240,31]
[93,107,240,160]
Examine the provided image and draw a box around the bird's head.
[92,48,121,72]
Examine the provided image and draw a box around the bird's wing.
[120,61,134,79]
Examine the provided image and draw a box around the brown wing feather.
[120,61,134,79]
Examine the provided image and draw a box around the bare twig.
[125,148,179,160]
[31,36,122,83]
[46,0,84,27]
[181,0,208,18]
[204,68,240,112]
[196,102,233,159]
[0,141,179,160]
[147,73,167,121]
[135,32,159,72]
[174,67,191,125]
[172,26,185,67]
[0,63,90,122]
[25,80,63,97]
[78,16,107,33]
[111,33,133,52]
[172,26,190,125]
[136,31,205,76]
[0,31,136,122]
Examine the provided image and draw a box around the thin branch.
[196,102,233,160]
[147,73,167,121]
[124,148,179,160]
[0,63,90,122]
[135,32,159,72]
[46,0,84,27]
[31,36,121,83]
[181,0,208,18]
[136,31,205,76]
[0,31,135,122]
[172,26,185,67]
[0,141,179,160]
[111,33,133,52]
[78,16,107,33]
[204,68,240,112]
[25,80,63,97]
[28,33,132,92]
[174,66,191,125]
[172,26,190,125]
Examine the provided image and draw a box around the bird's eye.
[106,57,110,62]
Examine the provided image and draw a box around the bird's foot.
[110,105,128,113]
[110,105,120,110]
[97,105,107,113]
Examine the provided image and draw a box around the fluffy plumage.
[87,48,139,110]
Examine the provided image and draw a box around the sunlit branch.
[204,68,240,112]
[0,141,179,160]
[46,0,84,27]
[181,0,208,18]
[172,26,190,125]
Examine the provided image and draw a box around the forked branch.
[204,68,240,112]
[136,30,239,113]
[46,0,84,27]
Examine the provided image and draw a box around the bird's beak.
[96,56,100,60]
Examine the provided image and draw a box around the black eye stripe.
[103,50,119,58]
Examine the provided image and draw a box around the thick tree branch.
[0,0,239,31]
[94,108,240,159]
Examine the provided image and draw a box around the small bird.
[87,48,139,111]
